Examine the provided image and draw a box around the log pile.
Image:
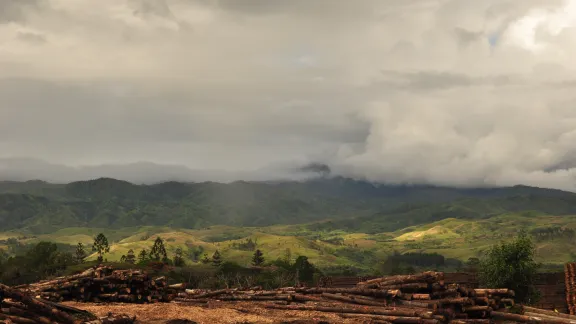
[566,262,576,315]
[0,283,135,324]
[176,271,570,323]
[16,266,186,304]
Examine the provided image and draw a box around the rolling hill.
[1,177,576,271]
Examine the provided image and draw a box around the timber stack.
[566,263,576,315]
[0,282,135,324]
[177,271,576,323]
[16,265,186,304]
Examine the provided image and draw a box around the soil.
[63,301,364,324]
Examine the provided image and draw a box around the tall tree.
[283,248,292,265]
[211,250,222,267]
[251,249,265,266]
[173,247,185,267]
[138,249,148,263]
[149,237,168,262]
[92,233,110,263]
[75,242,87,264]
[479,231,541,303]
[125,249,136,264]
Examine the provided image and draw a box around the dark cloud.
[0,0,44,23]
[16,31,46,43]
[376,70,515,91]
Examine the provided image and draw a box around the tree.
[92,233,110,263]
[252,249,265,266]
[211,250,222,267]
[138,249,148,263]
[479,231,541,303]
[120,255,126,263]
[125,249,136,264]
[75,243,87,264]
[149,237,168,262]
[283,248,292,265]
[173,247,185,267]
[293,256,315,283]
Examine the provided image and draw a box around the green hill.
[1,177,576,235]
[1,177,576,270]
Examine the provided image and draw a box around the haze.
[2,0,576,190]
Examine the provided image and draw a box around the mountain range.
[1,176,576,235]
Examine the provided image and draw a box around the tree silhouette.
[149,237,168,262]
[174,247,185,267]
[92,233,110,262]
[125,249,136,264]
[138,249,148,263]
[211,250,222,267]
[75,242,87,264]
[251,249,265,266]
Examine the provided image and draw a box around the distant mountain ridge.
[0,157,321,184]
[1,177,576,234]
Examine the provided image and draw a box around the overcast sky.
[2,0,576,189]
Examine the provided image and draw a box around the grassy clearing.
[4,213,576,269]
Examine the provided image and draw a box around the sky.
[2,0,576,189]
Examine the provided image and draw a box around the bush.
[479,231,541,304]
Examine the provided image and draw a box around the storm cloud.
[2,0,576,189]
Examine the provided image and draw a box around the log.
[462,306,491,314]
[432,289,460,299]
[524,312,576,324]
[17,268,96,290]
[492,310,554,323]
[173,298,209,304]
[2,306,52,324]
[216,295,291,302]
[0,313,38,324]
[411,294,431,300]
[185,289,233,299]
[523,306,576,320]
[167,283,186,290]
[357,272,443,287]
[433,297,474,306]
[378,283,430,291]
[320,293,385,307]
[297,287,401,298]
[290,294,324,303]
[473,289,514,297]
[0,283,76,324]
[392,300,437,310]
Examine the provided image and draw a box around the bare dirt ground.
[63,301,363,324]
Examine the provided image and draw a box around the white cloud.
[1,0,576,189]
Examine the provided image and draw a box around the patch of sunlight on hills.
[395,225,461,241]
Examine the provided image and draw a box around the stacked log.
[18,266,186,304]
[0,283,135,324]
[176,272,526,323]
[566,263,576,315]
